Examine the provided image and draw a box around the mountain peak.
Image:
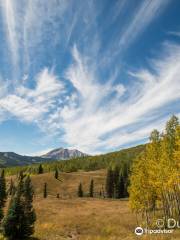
[41,147,88,160]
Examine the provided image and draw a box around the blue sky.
[0,0,180,155]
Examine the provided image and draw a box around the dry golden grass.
[33,197,180,240]
[34,197,136,240]
[5,170,180,240]
[31,170,106,198]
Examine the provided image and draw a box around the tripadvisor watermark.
[135,227,173,235]
[156,218,180,229]
[135,218,180,236]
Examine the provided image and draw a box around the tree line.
[4,145,144,176]
[77,179,95,198]
[77,164,129,199]
[105,166,129,199]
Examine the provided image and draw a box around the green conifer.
[8,178,15,196]
[23,176,36,237]
[43,183,47,198]
[55,168,59,179]
[3,176,26,239]
[118,175,125,198]
[89,179,94,197]
[0,169,7,207]
[78,183,83,197]
[38,164,43,174]
[113,166,120,198]
[105,168,114,198]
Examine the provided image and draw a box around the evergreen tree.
[9,178,15,196]
[113,166,120,198]
[0,169,7,207]
[78,183,83,197]
[0,170,5,222]
[89,179,94,197]
[23,176,36,237]
[2,175,36,240]
[105,168,114,198]
[123,178,129,198]
[38,164,43,174]
[0,205,3,222]
[122,163,130,197]
[99,190,102,197]
[55,168,59,179]
[43,183,47,198]
[3,192,24,239]
[118,176,125,198]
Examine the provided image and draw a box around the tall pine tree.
[78,183,83,197]
[9,178,15,196]
[105,168,114,198]
[43,183,47,198]
[2,174,36,240]
[118,176,125,198]
[55,168,59,179]
[113,166,120,198]
[3,191,25,239]
[23,176,36,237]
[0,169,7,207]
[0,205,3,223]
[89,179,94,197]
[38,164,43,174]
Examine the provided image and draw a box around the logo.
[135,227,144,236]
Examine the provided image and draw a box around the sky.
[0,0,180,156]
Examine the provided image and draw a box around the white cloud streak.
[0,68,64,122]
[0,0,70,79]
[0,1,179,154]
[0,0,19,74]
[51,42,180,154]
[118,0,170,48]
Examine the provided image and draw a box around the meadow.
[6,170,179,240]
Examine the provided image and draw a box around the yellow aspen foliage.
[129,115,180,226]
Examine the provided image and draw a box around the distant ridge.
[0,152,46,167]
[0,147,88,167]
[42,148,88,160]
[0,144,145,168]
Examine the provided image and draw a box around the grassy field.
[5,170,180,240]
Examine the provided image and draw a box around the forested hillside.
[4,144,145,176]
[0,152,47,167]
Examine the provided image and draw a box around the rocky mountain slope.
[42,148,88,160]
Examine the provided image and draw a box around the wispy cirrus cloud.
[65,43,180,153]
[100,0,171,70]
[0,0,70,79]
[0,1,179,154]
[0,41,179,154]
[40,41,180,154]
[118,0,170,48]
[0,0,19,76]
[168,31,180,37]
[0,68,64,122]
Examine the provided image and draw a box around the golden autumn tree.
[129,115,180,226]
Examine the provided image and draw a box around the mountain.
[42,148,88,160]
[0,148,88,167]
[0,145,145,168]
[0,152,48,167]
